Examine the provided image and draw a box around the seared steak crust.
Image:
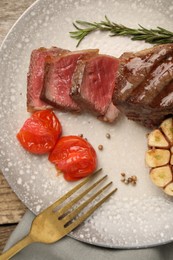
[113,44,173,128]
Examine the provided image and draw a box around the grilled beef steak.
[27,47,69,112]
[70,54,119,122]
[113,44,173,128]
[41,49,98,112]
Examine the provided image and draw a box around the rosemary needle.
[70,16,173,47]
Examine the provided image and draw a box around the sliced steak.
[70,54,119,122]
[113,44,173,128]
[27,47,69,112]
[41,49,99,112]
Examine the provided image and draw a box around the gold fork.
[0,169,117,260]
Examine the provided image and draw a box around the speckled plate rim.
[1,0,173,249]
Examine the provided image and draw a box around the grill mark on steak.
[128,56,173,105]
[116,44,173,102]
[151,80,173,108]
[113,43,173,128]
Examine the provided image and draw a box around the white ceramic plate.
[0,0,173,248]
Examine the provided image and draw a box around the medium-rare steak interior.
[41,49,98,112]
[27,47,69,112]
[70,54,119,122]
[113,44,173,128]
[27,44,173,127]
[27,47,120,123]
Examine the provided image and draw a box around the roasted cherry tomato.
[49,136,97,181]
[17,110,62,154]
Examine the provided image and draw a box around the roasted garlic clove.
[146,117,173,196]
[164,182,173,196]
[150,166,172,188]
[148,129,169,148]
[145,149,170,167]
[160,118,173,144]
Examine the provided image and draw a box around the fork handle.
[0,235,33,260]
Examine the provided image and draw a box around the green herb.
[70,16,173,47]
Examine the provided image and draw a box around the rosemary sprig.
[70,16,173,47]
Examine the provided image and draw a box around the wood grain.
[0,172,27,225]
[0,0,35,253]
[0,0,35,42]
[0,225,16,253]
[0,172,27,252]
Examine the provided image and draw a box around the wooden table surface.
[0,0,35,254]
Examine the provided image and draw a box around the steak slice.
[27,47,69,112]
[41,49,99,112]
[70,54,119,122]
[113,44,173,128]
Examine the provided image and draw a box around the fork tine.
[62,181,113,225]
[47,168,102,211]
[56,174,108,217]
[65,188,117,233]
